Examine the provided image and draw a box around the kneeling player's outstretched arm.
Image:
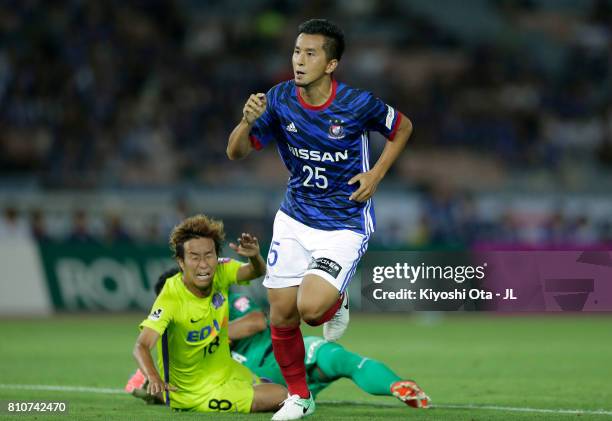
[133,327,177,396]
[227,93,267,160]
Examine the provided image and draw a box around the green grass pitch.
[1,313,611,420]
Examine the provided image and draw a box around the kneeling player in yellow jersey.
[133,214,287,413]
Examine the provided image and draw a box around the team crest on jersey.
[328,119,345,139]
[212,292,225,309]
[233,296,251,312]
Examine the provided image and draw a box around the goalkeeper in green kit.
[126,268,430,409]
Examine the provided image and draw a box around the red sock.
[305,293,344,327]
[270,324,309,398]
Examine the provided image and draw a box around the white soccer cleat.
[271,393,315,420]
[323,293,349,342]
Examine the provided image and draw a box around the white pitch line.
[312,400,612,417]
[1,384,611,417]
[0,384,124,395]
[437,403,612,416]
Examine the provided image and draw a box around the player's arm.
[227,93,267,160]
[349,113,412,202]
[133,327,176,395]
[228,310,267,340]
[230,232,266,282]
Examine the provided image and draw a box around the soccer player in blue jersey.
[227,19,413,420]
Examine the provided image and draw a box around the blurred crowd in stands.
[1,0,612,190]
[2,190,610,247]
[0,202,184,245]
[1,1,610,248]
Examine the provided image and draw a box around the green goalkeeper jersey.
[228,293,274,375]
[228,293,330,395]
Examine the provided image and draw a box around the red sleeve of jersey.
[249,135,263,151]
[388,113,402,141]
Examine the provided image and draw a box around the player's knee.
[269,311,300,328]
[298,302,325,326]
[268,293,300,327]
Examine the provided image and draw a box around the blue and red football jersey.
[249,79,402,235]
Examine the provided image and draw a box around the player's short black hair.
[297,19,345,61]
[154,267,180,296]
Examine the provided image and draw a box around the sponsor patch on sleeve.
[218,257,231,264]
[385,105,395,130]
[308,257,342,279]
[148,308,163,321]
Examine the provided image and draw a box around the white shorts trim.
[263,211,369,292]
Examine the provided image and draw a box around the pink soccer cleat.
[124,369,146,393]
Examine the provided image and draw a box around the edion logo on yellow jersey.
[186,318,221,343]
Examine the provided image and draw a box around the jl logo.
[328,119,345,139]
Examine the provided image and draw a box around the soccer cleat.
[323,292,349,342]
[124,369,146,393]
[271,393,315,420]
[391,380,431,409]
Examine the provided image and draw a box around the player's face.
[292,33,337,87]
[179,237,218,295]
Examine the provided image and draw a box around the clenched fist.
[243,93,267,125]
